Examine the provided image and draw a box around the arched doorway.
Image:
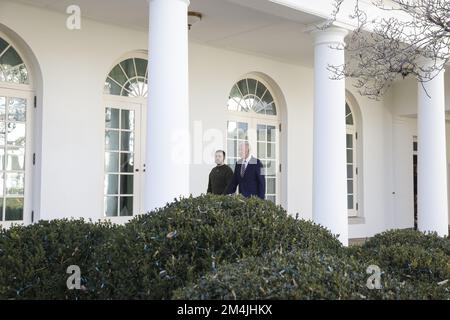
[226,76,281,204]
[0,33,35,225]
[102,52,148,221]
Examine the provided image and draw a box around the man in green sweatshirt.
[207,150,234,195]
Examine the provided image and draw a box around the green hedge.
[90,195,342,299]
[0,195,448,300]
[0,195,342,299]
[0,219,119,299]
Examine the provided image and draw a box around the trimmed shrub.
[174,250,450,300]
[92,194,343,299]
[362,229,450,255]
[0,219,118,299]
[0,196,448,300]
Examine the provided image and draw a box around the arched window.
[104,57,148,98]
[0,37,29,84]
[346,102,358,217]
[0,35,34,224]
[103,55,148,220]
[226,77,280,203]
[227,79,276,115]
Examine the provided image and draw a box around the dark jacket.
[227,156,265,199]
[207,164,234,195]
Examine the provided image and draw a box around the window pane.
[227,121,237,139]
[120,59,136,79]
[265,102,277,115]
[347,179,353,194]
[256,81,267,99]
[8,98,26,122]
[119,197,133,216]
[257,142,266,159]
[120,153,134,173]
[237,122,248,140]
[105,130,119,151]
[105,79,121,96]
[346,134,353,148]
[346,104,354,125]
[347,165,353,179]
[348,195,354,210]
[266,160,276,176]
[121,131,134,152]
[267,177,276,194]
[0,38,7,54]
[227,140,236,159]
[227,158,236,171]
[105,152,119,173]
[261,89,274,106]
[247,79,257,95]
[108,64,127,86]
[347,149,353,163]
[105,108,120,129]
[120,175,134,195]
[6,148,25,171]
[0,97,6,121]
[229,85,242,101]
[266,195,276,204]
[1,47,22,68]
[104,174,118,195]
[121,110,135,130]
[267,143,276,159]
[257,125,266,141]
[105,196,118,217]
[6,172,24,195]
[134,58,148,77]
[237,79,248,97]
[267,126,276,142]
[5,198,23,221]
[6,122,26,147]
[0,198,3,221]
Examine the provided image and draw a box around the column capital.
[310,26,348,46]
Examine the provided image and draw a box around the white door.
[226,116,280,204]
[0,89,34,225]
[103,99,146,220]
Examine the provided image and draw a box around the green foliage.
[0,195,448,300]
[92,194,342,299]
[0,219,119,299]
[175,249,449,300]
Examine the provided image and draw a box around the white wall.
[0,1,422,239]
[0,1,148,221]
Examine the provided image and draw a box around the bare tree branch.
[327,0,450,99]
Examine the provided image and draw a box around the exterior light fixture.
[188,11,202,30]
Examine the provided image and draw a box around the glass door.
[104,102,143,218]
[0,90,33,224]
[227,117,280,204]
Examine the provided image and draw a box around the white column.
[312,27,349,246]
[417,64,449,236]
[145,0,190,211]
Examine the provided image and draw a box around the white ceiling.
[13,0,323,66]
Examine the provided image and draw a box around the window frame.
[226,76,281,204]
[0,33,35,228]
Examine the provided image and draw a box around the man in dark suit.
[227,142,265,199]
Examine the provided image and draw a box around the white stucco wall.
[1,0,442,239]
